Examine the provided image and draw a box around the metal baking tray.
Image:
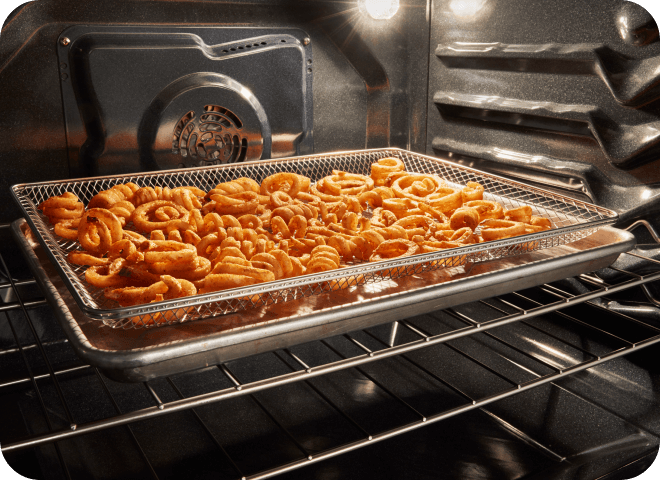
[11,148,618,328]
[13,218,635,382]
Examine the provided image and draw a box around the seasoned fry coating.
[39,160,553,316]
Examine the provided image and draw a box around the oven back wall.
[0,0,431,224]
[57,25,314,176]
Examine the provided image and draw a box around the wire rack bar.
[0,279,38,289]
[627,251,660,266]
[244,332,660,480]
[274,350,374,440]
[640,284,660,306]
[144,382,165,410]
[578,273,608,287]
[398,320,427,341]
[93,369,161,480]
[342,334,375,357]
[282,349,312,372]
[0,364,91,390]
[0,338,70,357]
[0,298,48,313]
[0,254,77,429]
[607,266,642,278]
[5,261,660,453]
[165,376,246,480]
[626,220,660,243]
[219,364,243,391]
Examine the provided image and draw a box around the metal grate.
[1,221,659,479]
[11,149,617,328]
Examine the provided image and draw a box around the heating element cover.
[57,26,314,178]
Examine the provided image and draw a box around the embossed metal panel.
[427,0,660,226]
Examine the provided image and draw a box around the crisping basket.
[11,148,618,328]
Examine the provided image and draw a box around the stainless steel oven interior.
[2,0,660,479]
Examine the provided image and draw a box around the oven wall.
[2,0,659,227]
[0,0,431,224]
[427,0,660,226]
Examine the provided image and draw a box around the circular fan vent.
[172,105,247,164]
[141,72,271,170]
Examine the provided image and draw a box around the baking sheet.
[13,218,635,382]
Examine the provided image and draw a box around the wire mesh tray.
[11,148,618,328]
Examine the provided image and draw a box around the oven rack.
[1,221,660,479]
[11,148,617,326]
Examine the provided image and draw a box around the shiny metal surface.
[3,1,660,478]
[433,90,658,164]
[1,0,659,226]
[435,42,660,108]
[616,1,659,46]
[3,221,660,480]
[12,218,635,382]
[57,25,312,176]
[427,0,660,228]
[0,0,431,223]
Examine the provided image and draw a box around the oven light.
[358,0,399,20]
[450,0,487,19]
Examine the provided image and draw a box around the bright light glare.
[450,0,487,19]
[358,0,400,20]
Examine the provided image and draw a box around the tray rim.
[11,147,619,321]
